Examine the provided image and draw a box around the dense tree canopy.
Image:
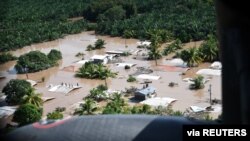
[0,0,91,51]
[0,53,17,64]
[13,104,42,126]
[94,0,216,42]
[2,79,33,105]
[47,49,62,63]
[1,0,216,52]
[15,50,62,73]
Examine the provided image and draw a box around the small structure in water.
[134,86,156,101]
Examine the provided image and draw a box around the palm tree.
[102,93,126,114]
[148,48,162,66]
[148,34,162,66]
[189,75,205,90]
[75,63,117,84]
[100,67,117,87]
[199,35,218,62]
[123,30,136,48]
[186,47,203,67]
[177,47,203,67]
[94,39,106,49]
[75,98,98,115]
[22,88,43,108]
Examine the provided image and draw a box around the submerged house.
[90,54,118,64]
[135,86,156,101]
[91,55,109,64]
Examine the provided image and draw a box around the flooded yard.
[0,31,221,118]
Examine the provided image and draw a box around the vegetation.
[75,52,85,58]
[86,39,106,51]
[87,85,108,101]
[1,0,215,52]
[47,49,62,63]
[15,50,62,73]
[0,53,17,64]
[102,93,126,114]
[189,75,205,90]
[2,79,33,105]
[199,35,219,62]
[75,62,117,86]
[0,0,91,51]
[86,44,94,51]
[162,39,182,56]
[94,39,106,49]
[55,107,66,112]
[21,89,43,108]
[93,0,215,42]
[47,111,63,120]
[175,35,218,67]
[74,98,98,115]
[147,34,162,65]
[127,75,136,82]
[176,47,202,67]
[13,104,42,126]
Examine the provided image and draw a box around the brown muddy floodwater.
[0,31,221,118]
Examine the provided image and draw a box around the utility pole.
[208,84,212,105]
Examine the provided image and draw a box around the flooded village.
[0,31,222,126]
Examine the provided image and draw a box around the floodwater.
[0,31,221,118]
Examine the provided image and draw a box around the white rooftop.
[165,58,187,67]
[136,74,160,80]
[48,84,82,94]
[210,61,222,70]
[196,69,221,76]
[91,55,107,60]
[140,97,177,107]
[76,60,90,65]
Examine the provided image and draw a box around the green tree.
[177,47,203,67]
[47,111,63,120]
[140,104,152,114]
[15,51,52,73]
[86,44,94,51]
[189,75,205,90]
[75,62,117,87]
[88,84,108,101]
[102,93,126,114]
[94,39,106,49]
[0,53,17,64]
[98,6,126,21]
[127,75,136,82]
[13,104,42,126]
[22,88,43,108]
[199,35,219,62]
[2,79,32,105]
[47,49,62,63]
[148,34,162,65]
[74,98,98,115]
[162,39,182,56]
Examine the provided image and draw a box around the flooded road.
[0,31,221,118]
